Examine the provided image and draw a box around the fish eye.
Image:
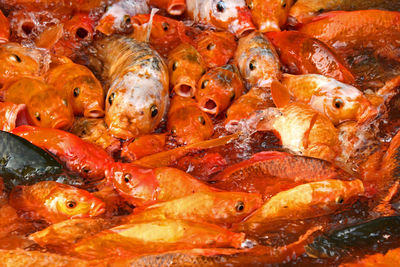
[171,126,177,134]
[216,1,225,12]
[150,105,158,118]
[66,200,77,209]
[82,166,90,173]
[230,92,236,102]
[198,116,206,125]
[10,54,22,63]
[73,87,80,97]
[201,80,209,89]
[235,201,245,212]
[333,98,344,109]
[123,15,131,25]
[108,92,115,105]
[207,43,216,50]
[34,112,41,121]
[282,0,286,8]
[162,22,169,31]
[124,173,131,183]
[248,1,253,9]
[335,196,344,204]
[249,60,257,71]
[172,61,178,71]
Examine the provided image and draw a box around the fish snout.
[84,103,105,118]
[90,200,106,217]
[52,119,72,130]
[233,8,256,37]
[357,105,378,125]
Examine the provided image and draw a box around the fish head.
[211,192,263,223]
[105,72,168,139]
[311,86,377,125]
[203,0,255,37]
[106,163,158,206]
[29,90,74,129]
[51,185,106,219]
[0,43,41,83]
[66,75,105,118]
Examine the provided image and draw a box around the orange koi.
[121,134,166,162]
[196,64,244,115]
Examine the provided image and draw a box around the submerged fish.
[45,57,104,118]
[247,0,293,32]
[196,64,244,115]
[0,130,65,190]
[1,77,74,129]
[9,181,105,223]
[74,219,245,259]
[271,74,377,125]
[234,32,281,88]
[125,191,263,225]
[186,0,255,37]
[167,96,214,145]
[237,179,364,231]
[167,43,207,98]
[93,35,169,139]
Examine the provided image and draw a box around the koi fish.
[11,125,114,181]
[121,133,166,161]
[167,43,207,98]
[107,164,216,206]
[167,96,214,145]
[125,191,263,225]
[74,219,245,259]
[96,0,149,35]
[251,103,340,162]
[271,74,377,125]
[92,35,169,139]
[0,43,42,85]
[340,246,400,267]
[45,57,104,118]
[0,10,9,43]
[237,179,364,231]
[9,181,105,223]
[186,0,256,37]
[299,10,400,62]
[247,0,293,32]
[266,31,355,84]
[192,30,237,69]
[234,32,281,89]
[288,0,400,26]
[0,102,28,132]
[196,64,244,115]
[1,77,74,129]
[130,14,184,57]
[149,0,186,15]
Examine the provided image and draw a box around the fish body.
[96,0,149,35]
[9,181,105,223]
[121,133,166,161]
[266,31,355,84]
[0,10,9,43]
[74,219,245,259]
[299,10,400,61]
[192,30,237,69]
[0,130,64,189]
[253,103,340,162]
[1,77,74,129]
[341,247,400,267]
[45,58,104,118]
[167,96,214,145]
[186,0,255,37]
[234,32,281,88]
[125,191,263,225]
[167,43,207,98]
[11,125,114,181]
[107,164,216,206]
[93,35,169,139]
[149,0,186,15]
[272,74,376,125]
[0,43,42,84]
[0,102,28,132]
[238,179,364,230]
[289,0,400,26]
[247,0,293,32]
[196,64,244,115]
